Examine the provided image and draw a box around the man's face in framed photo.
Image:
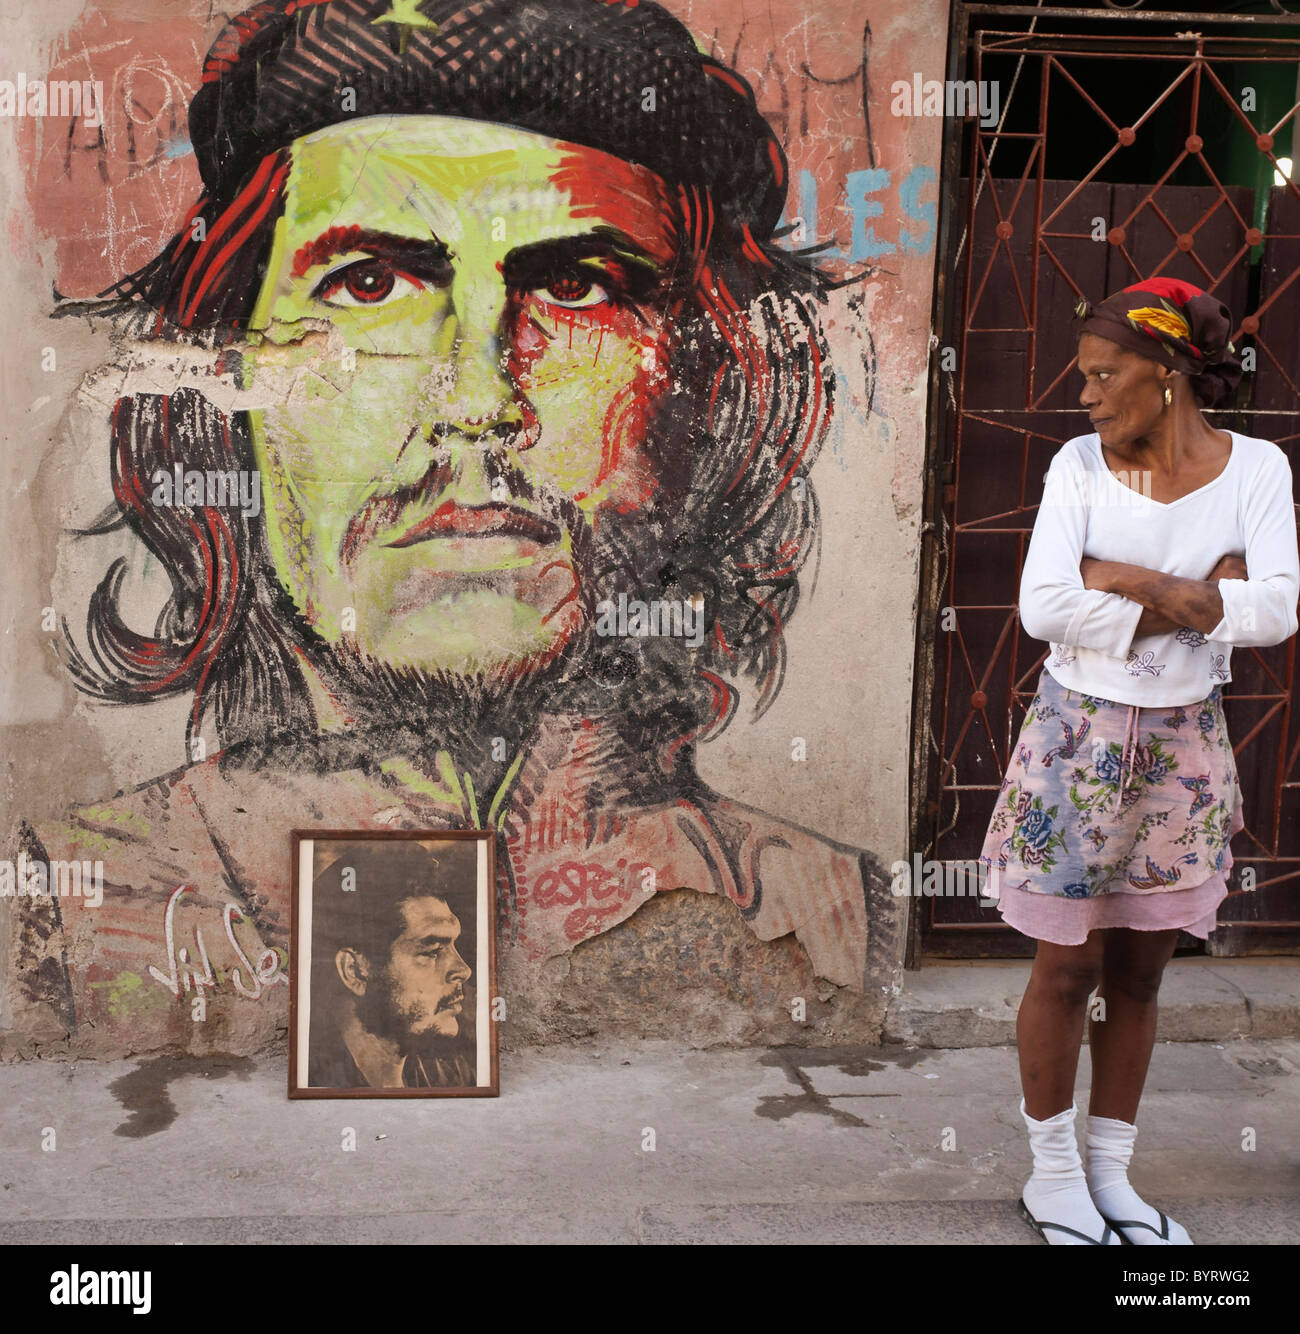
[294,832,497,1097]
[345,892,471,1041]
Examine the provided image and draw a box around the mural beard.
[272,449,703,789]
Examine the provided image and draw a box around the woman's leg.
[1018,935,1106,1118]
[1088,926,1181,1121]
[1084,926,1192,1243]
[1015,934,1120,1243]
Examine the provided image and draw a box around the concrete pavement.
[1,1035,1296,1244]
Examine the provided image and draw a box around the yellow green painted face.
[244,115,681,675]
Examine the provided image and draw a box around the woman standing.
[980,277,1300,1245]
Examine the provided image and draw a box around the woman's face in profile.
[1077,331,1168,450]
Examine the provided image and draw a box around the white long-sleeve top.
[1019,430,1300,707]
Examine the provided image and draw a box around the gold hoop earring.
[1163,383,1173,408]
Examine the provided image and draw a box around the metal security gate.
[912,3,1300,959]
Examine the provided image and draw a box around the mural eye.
[537,274,610,309]
[317,260,424,307]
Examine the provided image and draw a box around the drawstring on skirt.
[1112,703,1140,810]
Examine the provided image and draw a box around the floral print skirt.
[979,666,1241,940]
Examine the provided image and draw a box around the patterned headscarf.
[1075,277,1242,408]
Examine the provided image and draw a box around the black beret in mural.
[189,0,789,235]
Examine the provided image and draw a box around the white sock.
[1020,1100,1120,1245]
[1086,1114,1192,1245]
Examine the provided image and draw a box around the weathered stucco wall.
[1,0,946,1058]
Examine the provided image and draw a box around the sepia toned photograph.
[290,831,496,1098]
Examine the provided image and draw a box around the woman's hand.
[1208,554,1249,582]
[1079,556,1115,592]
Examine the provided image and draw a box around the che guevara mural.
[2,0,942,1054]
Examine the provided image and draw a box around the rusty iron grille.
[916,22,1300,956]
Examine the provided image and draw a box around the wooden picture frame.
[289,830,498,1098]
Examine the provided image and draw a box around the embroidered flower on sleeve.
[1018,807,1053,849]
[1176,626,1207,647]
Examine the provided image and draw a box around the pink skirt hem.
[997,868,1231,945]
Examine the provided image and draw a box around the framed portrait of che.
[289,830,498,1098]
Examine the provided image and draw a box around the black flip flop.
[1018,1197,1120,1245]
[1101,1210,1176,1244]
